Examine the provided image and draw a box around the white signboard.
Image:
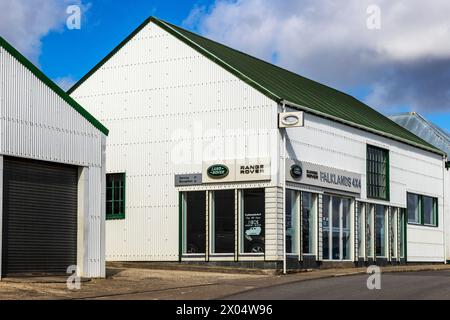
[286,159,362,194]
[202,159,271,184]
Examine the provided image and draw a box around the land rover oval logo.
[290,164,303,179]
[207,165,229,179]
[281,115,300,126]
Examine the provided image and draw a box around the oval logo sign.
[290,164,303,180]
[281,115,300,126]
[207,165,229,179]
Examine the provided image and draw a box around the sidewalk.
[0,263,449,300]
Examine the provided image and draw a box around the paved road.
[224,271,450,300]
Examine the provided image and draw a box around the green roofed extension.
[68,17,440,154]
[0,36,109,136]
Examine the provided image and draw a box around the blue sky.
[40,0,206,84]
[2,0,450,131]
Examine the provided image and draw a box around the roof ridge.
[67,16,443,155]
[0,36,108,135]
[155,17,363,104]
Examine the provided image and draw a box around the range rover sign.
[286,160,362,194]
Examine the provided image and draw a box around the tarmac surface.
[0,264,450,300]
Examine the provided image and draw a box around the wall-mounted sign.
[202,159,271,184]
[278,111,304,128]
[207,165,229,179]
[286,159,362,194]
[290,164,303,179]
[175,173,202,187]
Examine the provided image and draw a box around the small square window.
[106,173,126,220]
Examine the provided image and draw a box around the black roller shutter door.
[2,157,78,276]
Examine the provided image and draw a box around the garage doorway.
[2,157,78,276]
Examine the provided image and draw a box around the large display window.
[357,204,366,258]
[182,191,206,254]
[302,193,317,255]
[211,190,235,254]
[375,205,387,257]
[366,204,374,258]
[286,190,299,254]
[241,189,265,254]
[390,208,398,259]
[322,195,352,261]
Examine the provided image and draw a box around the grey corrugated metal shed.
[389,112,450,157]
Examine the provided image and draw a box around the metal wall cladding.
[287,110,445,262]
[0,47,103,168]
[72,22,279,261]
[0,47,106,277]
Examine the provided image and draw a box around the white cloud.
[54,76,76,91]
[186,0,450,112]
[0,0,87,64]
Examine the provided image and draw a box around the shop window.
[322,195,352,261]
[407,193,438,227]
[366,205,374,258]
[106,173,125,220]
[357,203,366,258]
[241,189,265,254]
[390,208,398,259]
[211,190,235,254]
[182,192,206,254]
[322,195,330,260]
[367,145,389,200]
[375,205,386,257]
[286,190,299,254]
[342,198,351,260]
[302,193,317,255]
[399,209,406,259]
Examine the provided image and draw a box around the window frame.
[106,173,126,220]
[239,188,266,255]
[407,192,438,227]
[366,145,390,201]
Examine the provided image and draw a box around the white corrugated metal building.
[0,37,107,278]
[69,17,448,269]
[389,112,450,263]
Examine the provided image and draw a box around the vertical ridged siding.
[0,47,103,167]
[71,22,277,261]
[0,47,106,277]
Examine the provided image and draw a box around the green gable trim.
[68,16,442,155]
[0,36,108,136]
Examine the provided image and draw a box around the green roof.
[0,36,108,136]
[69,17,440,154]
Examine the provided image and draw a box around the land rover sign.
[207,164,229,179]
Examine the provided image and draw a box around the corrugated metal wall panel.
[0,47,103,168]
[71,22,278,261]
[287,111,445,262]
[0,47,106,277]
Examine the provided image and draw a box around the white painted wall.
[0,46,106,277]
[71,21,278,261]
[286,110,445,262]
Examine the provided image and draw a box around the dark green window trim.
[366,145,390,201]
[407,192,438,227]
[106,173,126,220]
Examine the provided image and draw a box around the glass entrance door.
[322,195,352,260]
